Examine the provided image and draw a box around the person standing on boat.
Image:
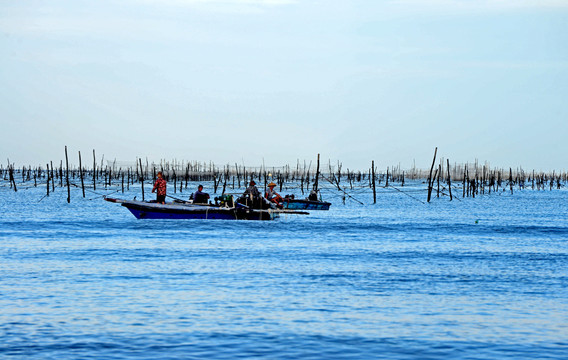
[244,180,261,199]
[152,171,167,204]
[265,182,283,206]
[192,185,210,204]
[242,180,262,208]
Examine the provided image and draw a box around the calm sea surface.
[1,181,567,359]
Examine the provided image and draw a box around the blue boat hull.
[122,202,277,220]
[126,206,238,220]
[283,199,331,211]
[104,197,309,220]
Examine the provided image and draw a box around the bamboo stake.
[9,166,17,192]
[314,153,320,193]
[79,151,85,198]
[427,147,437,202]
[50,161,55,192]
[92,150,96,191]
[372,160,376,204]
[139,158,145,201]
[447,159,452,201]
[65,146,70,203]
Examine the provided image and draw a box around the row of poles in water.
[2,147,566,204]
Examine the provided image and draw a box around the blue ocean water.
[1,181,567,359]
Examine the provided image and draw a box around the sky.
[1,0,567,171]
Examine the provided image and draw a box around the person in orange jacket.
[152,171,167,204]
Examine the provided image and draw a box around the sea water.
[0,181,567,359]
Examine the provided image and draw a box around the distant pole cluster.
[1,147,565,204]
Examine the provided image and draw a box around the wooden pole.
[46,163,50,197]
[427,147,437,202]
[9,166,17,192]
[509,168,513,194]
[314,153,320,193]
[372,160,376,204]
[433,168,439,198]
[437,164,441,198]
[463,166,467,197]
[59,161,63,187]
[79,151,85,198]
[50,161,55,192]
[139,158,145,201]
[92,150,96,191]
[447,159,452,201]
[235,163,240,188]
[65,146,70,203]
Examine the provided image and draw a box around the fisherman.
[308,188,318,201]
[243,180,261,199]
[265,182,283,205]
[192,184,210,204]
[152,171,167,204]
[242,180,262,208]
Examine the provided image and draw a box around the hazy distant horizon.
[2,148,565,173]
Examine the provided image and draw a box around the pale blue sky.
[1,0,567,171]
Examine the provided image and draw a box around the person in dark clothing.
[152,171,167,204]
[192,185,210,204]
[243,180,261,199]
[241,180,262,208]
[308,189,318,201]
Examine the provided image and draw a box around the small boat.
[104,197,307,220]
[283,198,331,211]
[280,153,331,211]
